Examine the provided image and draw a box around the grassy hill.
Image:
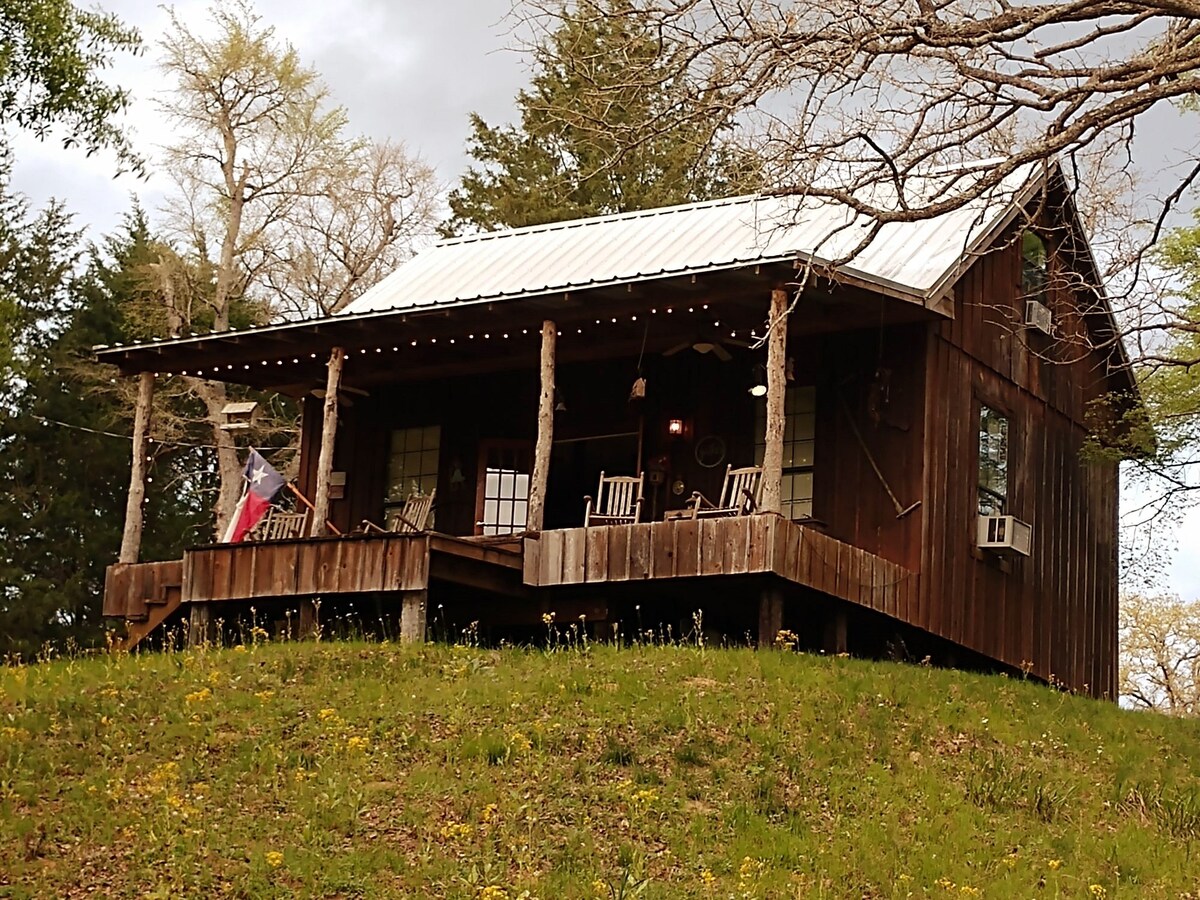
[3,640,1200,899]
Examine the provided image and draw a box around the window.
[1021,230,1048,302]
[478,443,531,536]
[978,406,1009,515]
[755,385,816,519]
[386,426,440,523]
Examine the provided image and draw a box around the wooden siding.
[524,515,918,617]
[103,560,183,619]
[919,228,1120,698]
[182,535,431,603]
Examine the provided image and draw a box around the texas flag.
[222,449,286,543]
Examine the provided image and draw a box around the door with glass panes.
[475,440,532,536]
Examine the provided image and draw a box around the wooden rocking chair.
[584,472,644,527]
[257,507,310,541]
[686,464,763,519]
[363,488,436,535]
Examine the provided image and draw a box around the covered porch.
[99,254,940,650]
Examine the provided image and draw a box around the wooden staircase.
[120,585,184,651]
[104,560,186,650]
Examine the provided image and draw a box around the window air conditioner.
[977,515,1033,557]
[1025,300,1053,335]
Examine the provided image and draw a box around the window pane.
[794,440,814,467]
[499,471,515,499]
[515,473,529,499]
[793,471,813,501]
[421,425,440,450]
[978,406,1009,514]
[484,499,498,522]
[420,449,438,476]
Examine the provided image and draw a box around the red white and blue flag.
[222,449,286,543]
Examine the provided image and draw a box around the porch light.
[749,384,768,398]
[668,418,684,436]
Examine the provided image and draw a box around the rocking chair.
[584,472,644,527]
[686,464,763,519]
[363,488,436,535]
[257,507,310,541]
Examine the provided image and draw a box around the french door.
[475,440,533,536]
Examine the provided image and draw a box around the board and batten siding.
[920,225,1120,698]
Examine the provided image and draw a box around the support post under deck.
[758,585,784,648]
[400,590,428,643]
[187,602,211,647]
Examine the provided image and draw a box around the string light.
[119,302,731,377]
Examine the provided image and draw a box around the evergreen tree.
[444,0,759,234]
[0,200,211,658]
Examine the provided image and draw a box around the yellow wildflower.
[265,851,284,868]
[1048,859,1062,870]
[345,735,369,752]
[1089,886,1106,898]
[254,690,275,700]
[439,822,473,841]
[482,803,499,823]
[478,887,508,900]
[184,687,211,704]
[318,708,337,721]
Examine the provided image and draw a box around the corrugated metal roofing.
[343,163,1041,317]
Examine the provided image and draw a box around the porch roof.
[344,162,1042,317]
[93,159,1048,377]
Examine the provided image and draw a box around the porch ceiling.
[93,264,940,392]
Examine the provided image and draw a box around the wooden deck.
[103,517,916,647]
[523,516,918,615]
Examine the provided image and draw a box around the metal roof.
[342,162,1041,317]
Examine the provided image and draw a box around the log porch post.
[310,347,345,537]
[119,371,155,564]
[760,287,789,514]
[527,320,556,532]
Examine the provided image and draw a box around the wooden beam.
[527,320,556,532]
[119,371,155,564]
[760,287,789,514]
[310,347,345,536]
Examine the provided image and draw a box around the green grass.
[3,640,1200,898]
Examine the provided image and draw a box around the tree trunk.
[190,378,244,539]
[311,347,345,536]
[527,320,556,532]
[760,287,789,514]
[118,372,155,564]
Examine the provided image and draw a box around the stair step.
[144,596,168,606]
[125,613,149,623]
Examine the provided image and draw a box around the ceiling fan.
[662,333,752,363]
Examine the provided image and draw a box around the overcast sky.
[10,0,525,234]
[11,0,1200,599]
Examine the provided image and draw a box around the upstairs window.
[978,406,1009,516]
[1021,230,1048,302]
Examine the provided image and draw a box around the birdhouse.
[219,401,259,431]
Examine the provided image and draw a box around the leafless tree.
[1121,592,1200,716]
[151,1,438,534]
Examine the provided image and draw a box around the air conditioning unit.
[977,515,1033,557]
[1025,300,1053,335]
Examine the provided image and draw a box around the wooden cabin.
[97,162,1134,697]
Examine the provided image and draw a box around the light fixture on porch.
[748,364,768,397]
[668,418,684,436]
